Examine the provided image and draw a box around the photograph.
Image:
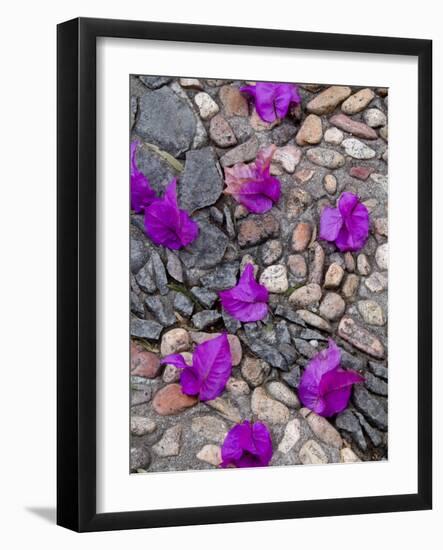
[129,75,389,473]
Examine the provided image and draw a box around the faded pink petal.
[298,339,364,417]
[219,263,269,322]
[224,146,281,213]
[144,179,199,250]
[221,421,272,468]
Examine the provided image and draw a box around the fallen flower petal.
[130,141,157,213]
[224,145,281,213]
[298,338,364,417]
[219,263,269,322]
[144,179,199,250]
[240,82,301,123]
[319,192,369,252]
[161,333,232,401]
[221,420,273,468]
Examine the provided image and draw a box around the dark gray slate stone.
[274,305,306,326]
[180,220,229,269]
[335,409,367,451]
[136,260,156,294]
[130,318,163,340]
[130,226,151,273]
[242,327,288,370]
[139,75,172,89]
[192,310,222,329]
[135,87,196,157]
[222,310,241,333]
[223,206,236,239]
[179,147,224,213]
[150,251,169,296]
[282,365,301,389]
[190,287,218,308]
[298,328,328,341]
[136,146,178,195]
[200,262,239,291]
[354,411,383,447]
[272,122,298,146]
[368,361,388,380]
[275,320,291,345]
[145,295,176,327]
[165,250,184,283]
[341,349,366,371]
[353,385,388,430]
[131,291,145,317]
[364,372,388,396]
[173,292,194,317]
[278,343,297,364]
[210,206,224,225]
[292,338,318,359]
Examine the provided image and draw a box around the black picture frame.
[57,17,432,532]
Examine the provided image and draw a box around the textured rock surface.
[131,77,389,473]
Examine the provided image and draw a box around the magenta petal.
[130,141,157,213]
[180,367,201,396]
[318,368,365,416]
[319,206,343,242]
[192,333,232,401]
[319,192,369,252]
[219,264,269,322]
[299,339,362,417]
[235,178,281,213]
[159,354,188,370]
[144,179,199,250]
[221,421,272,468]
[240,82,301,123]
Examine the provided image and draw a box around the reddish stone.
[338,317,385,359]
[350,166,374,181]
[237,213,279,248]
[292,222,312,252]
[190,332,243,366]
[131,341,161,378]
[152,384,198,415]
[329,113,378,140]
[219,85,249,117]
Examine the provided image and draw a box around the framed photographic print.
[57,17,432,532]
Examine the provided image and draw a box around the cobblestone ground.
[129,76,388,473]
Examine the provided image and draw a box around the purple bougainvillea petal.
[219,263,269,322]
[318,368,365,416]
[319,206,343,242]
[221,421,272,468]
[144,179,199,250]
[161,334,232,401]
[179,367,201,396]
[299,339,363,417]
[319,192,369,253]
[159,353,190,370]
[130,141,157,213]
[192,333,232,401]
[240,82,301,123]
[223,146,281,213]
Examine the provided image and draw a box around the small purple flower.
[319,192,370,252]
[160,333,232,401]
[130,141,157,213]
[298,339,364,417]
[220,421,273,468]
[219,263,269,322]
[240,82,301,123]
[144,179,199,250]
[224,145,281,213]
